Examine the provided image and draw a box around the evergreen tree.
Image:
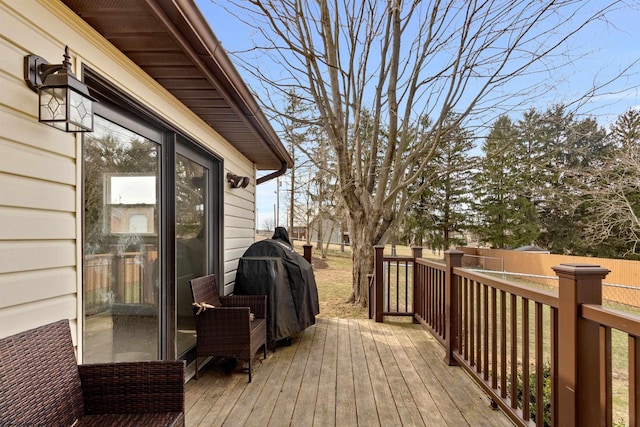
[539,107,608,254]
[475,115,538,248]
[405,114,475,251]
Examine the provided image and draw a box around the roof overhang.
[61,0,293,171]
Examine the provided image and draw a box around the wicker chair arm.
[220,295,267,318]
[78,360,185,415]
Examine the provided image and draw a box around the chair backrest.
[0,320,85,426]
[190,274,221,307]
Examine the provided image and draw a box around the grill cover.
[234,228,319,346]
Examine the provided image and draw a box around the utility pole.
[289,145,295,236]
[276,178,280,226]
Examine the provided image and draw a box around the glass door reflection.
[175,153,208,357]
[83,115,160,363]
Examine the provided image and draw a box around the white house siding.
[223,176,257,294]
[0,0,257,343]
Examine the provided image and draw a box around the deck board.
[290,319,325,425]
[358,318,403,426]
[348,319,379,426]
[313,315,337,426]
[186,318,514,427]
[335,318,357,426]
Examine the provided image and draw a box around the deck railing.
[371,246,640,427]
[84,251,156,314]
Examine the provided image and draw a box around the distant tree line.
[402,107,640,259]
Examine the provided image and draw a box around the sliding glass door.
[82,85,222,363]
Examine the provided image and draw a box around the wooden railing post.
[444,250,464,366]
[374,245,385,322]
[411,247,422,323]
[303,244,313,264]
[553,263,610,427]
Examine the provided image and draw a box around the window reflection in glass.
[83,115,160,363]
[176,154,207,357]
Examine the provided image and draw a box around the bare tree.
[579,109,640,255]
[262,217,275,233]
[215,0,635,305]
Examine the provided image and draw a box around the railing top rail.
[415,257,447,271]
[454,266,559,308]
[462,254,504,261]
[582,303,640,337]
[382,255,414,262]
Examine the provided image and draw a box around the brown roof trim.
[150,0,293,169]
[61,0,292,171]
[150,0,292,167]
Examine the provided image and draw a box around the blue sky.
[196,1,640,229]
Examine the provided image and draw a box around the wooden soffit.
[61,0,292,171]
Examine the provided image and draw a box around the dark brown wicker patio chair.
[190,274,267,382]
[0,319,185,427]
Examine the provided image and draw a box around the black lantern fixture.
[24,46,96,132]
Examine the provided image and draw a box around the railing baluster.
[551,306,558,426]
[476,281,482,374]
[470,279,475,367]
[501,290,507,399]
[440,270,445,336]
[430,266,435,327]
[434,269,438,333]
[404,260,408,313]
[434,266,438,328]
[510,293,517,409]
[374,246,384,322]
[395,260,400,312]
[457,273,463,359]
[484,284,489,382]
[387,260,392,312]
[600,326,612,426]
[420,264,424,318]
[630,335,640,427]
[464,277,469,361]
[428,266,433,326]
[492,287,498,390]
[522,297,530,421]
[535,302,543,426]
[415,264,421,319]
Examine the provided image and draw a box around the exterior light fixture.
[24,46,96,132]
[227,173,250,189]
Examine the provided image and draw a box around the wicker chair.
[0,319,185,426]
[189,274,267,382]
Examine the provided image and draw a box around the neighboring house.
[309,217,349,246]
[0,0,292,372]
[289,225,307,241]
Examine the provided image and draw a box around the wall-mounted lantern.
[24,46,96,132]
[227,173,250,189]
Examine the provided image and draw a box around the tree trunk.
[350,239,374,307]
[316,220,323,253]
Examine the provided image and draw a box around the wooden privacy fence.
[84,250,156,314]
[370,246,640,427]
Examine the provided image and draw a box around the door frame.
[82,68,223,362]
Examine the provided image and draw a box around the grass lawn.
[291,241,367,319]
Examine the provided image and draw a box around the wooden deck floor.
[185,318,514,427]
